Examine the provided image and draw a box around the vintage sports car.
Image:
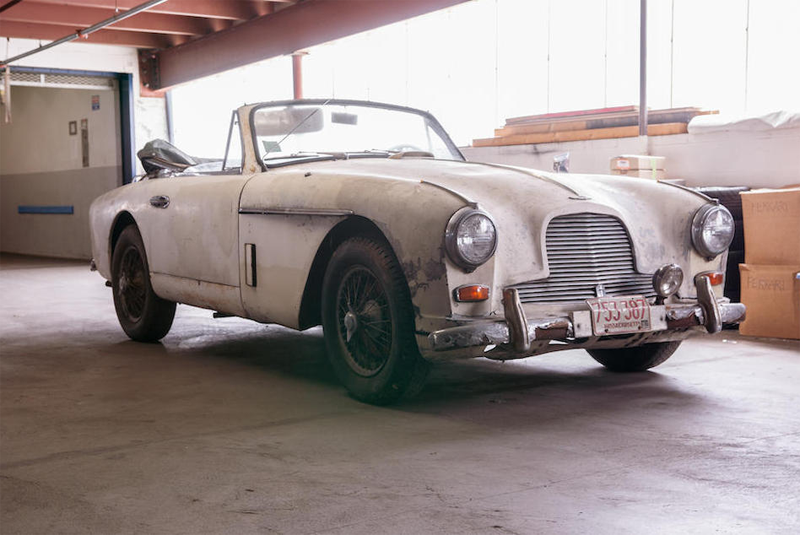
[90,99,746,404]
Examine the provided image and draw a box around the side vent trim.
[245,243,257,287]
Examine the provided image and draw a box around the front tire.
[321,237,429,404]
[111,225,176,342]
[587,341,681,372]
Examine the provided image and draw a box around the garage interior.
[1,1,799,533]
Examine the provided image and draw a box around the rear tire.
[587,341,681,372]
[321,237,429,404]
[111,225,176,342]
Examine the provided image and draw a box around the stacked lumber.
[473,106,718,148]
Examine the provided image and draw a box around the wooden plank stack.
[472,106,718,148]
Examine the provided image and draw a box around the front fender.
[239,168,468,331]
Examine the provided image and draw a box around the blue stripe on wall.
[18,205,75,215]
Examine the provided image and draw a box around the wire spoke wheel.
[336,265,393,377]
[117,246,147,322]
[322,237,429,404]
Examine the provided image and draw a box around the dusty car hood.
[296,157,699,215]
[295,157,709,281]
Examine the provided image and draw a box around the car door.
[136,113,252,313]
[140,173,251,287]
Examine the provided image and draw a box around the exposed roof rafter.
[0,0,470,89]
[1,3,218,35]
[0,20,184,48]
[28,0,281,20]
[156,0,469,89]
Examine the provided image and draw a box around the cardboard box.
[741,188,800,264]
[739,264,800,340]
[610,154,665,172]
[611,169,667,180]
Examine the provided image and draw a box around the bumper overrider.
[428,276,746,353]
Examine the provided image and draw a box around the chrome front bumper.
[428,281,746,353]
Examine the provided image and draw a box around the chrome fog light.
[653,263,684,298]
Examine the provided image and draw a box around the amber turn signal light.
[454,284,490,302]
[699,272,725,286]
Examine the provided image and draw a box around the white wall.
[461,126,800,189]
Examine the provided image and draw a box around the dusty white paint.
[90,103,741,362]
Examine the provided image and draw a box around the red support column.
[292,52,305,100]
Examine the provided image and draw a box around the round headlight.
[445,208,497,270]
[652,263,684,298]
[691,204,734,258]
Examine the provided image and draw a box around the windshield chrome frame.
[248,99,465,171]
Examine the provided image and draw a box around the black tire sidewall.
[111,225,175,342]
[321,238,423,403]
[588,341,681,372]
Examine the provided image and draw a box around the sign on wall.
[81,118,89,168]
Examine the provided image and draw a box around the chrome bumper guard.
[428,287,746,353]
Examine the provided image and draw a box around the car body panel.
[236,163,465,328]
[89,99,741,363]
[139,174,250,288]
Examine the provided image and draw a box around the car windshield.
[251,101,463,166]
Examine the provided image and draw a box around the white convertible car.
[90,99,745,404]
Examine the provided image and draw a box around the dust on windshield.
[251,102,462,166]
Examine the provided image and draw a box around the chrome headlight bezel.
[691,204,735,258]
[445,207,498,271]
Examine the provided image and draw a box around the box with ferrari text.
[740,187,800,265]
[738,264,800,340]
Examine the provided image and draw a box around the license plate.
[586,295,652,335]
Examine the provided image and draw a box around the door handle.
[149,195,170,209]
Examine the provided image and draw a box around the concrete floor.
[1,254,798,535]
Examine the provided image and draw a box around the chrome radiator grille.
[511,213,655,303]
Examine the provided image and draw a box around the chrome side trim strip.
[657,181,715,203]
[239,207,354,216]
[419,180,479,208]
